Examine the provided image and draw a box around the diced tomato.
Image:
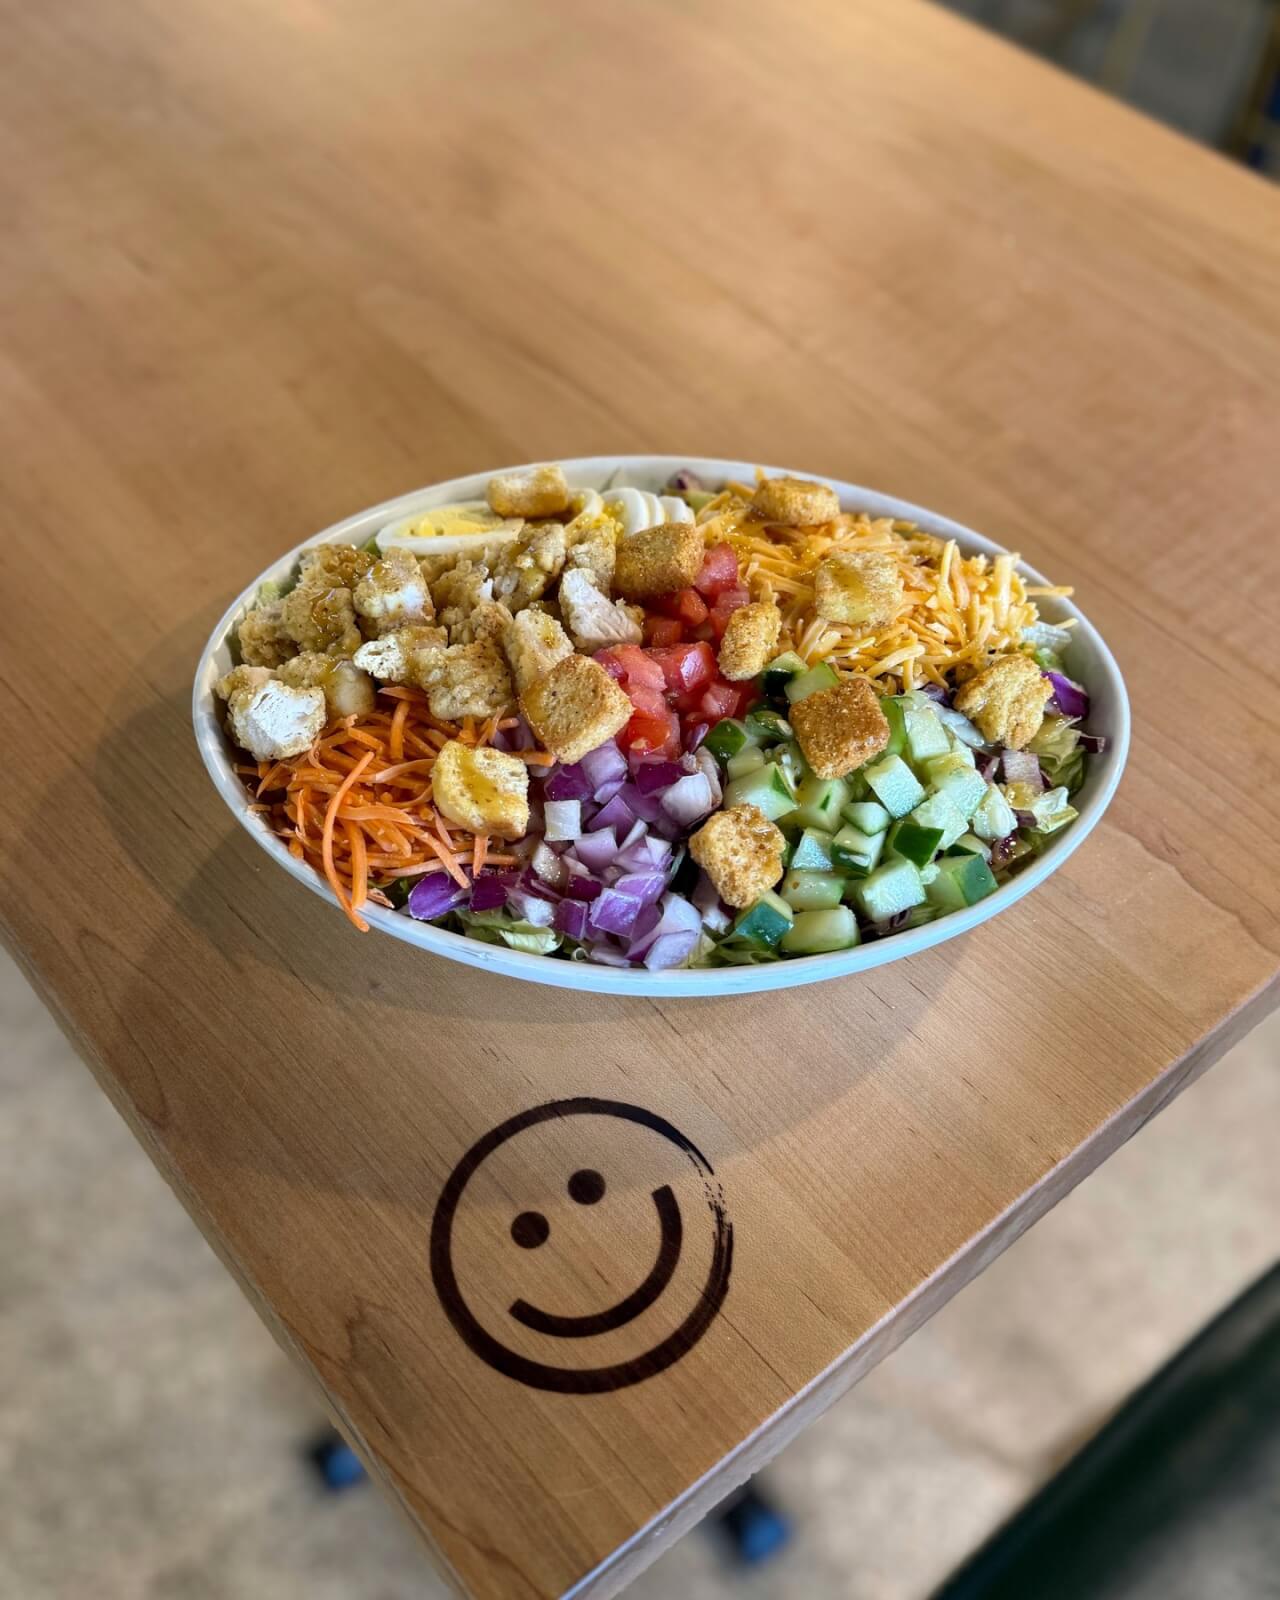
[619,706,680,759]
[626,681,668,718]
[708,584,752,638]
[654,587,709,626]
[612,643,665,691]
[689,620,716,643]
[643,615,685,647]
[699,679,741,721]
[648,641,716,697]
[594,648,626,681]
[694,543,740,598]
[727,680,760,718]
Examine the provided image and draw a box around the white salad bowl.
[193,457,1130,996]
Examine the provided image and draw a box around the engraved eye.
[568,1169,605,1205]
[511,1211,549,1249]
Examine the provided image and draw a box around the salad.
[217,464,1105,969]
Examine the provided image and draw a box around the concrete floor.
[2,945,1278,1600]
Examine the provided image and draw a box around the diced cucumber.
[904,704,951,763]
[790,827,836,872]
[904,904,937,930]
[945,732,978,766]
[787,771,851,832]
[781,870,846,911]
[922,752,988,820]
[769,739,806,789]
[863,754,926,819]
[729,889,794,948]
[831,824,885,874]
[780,906,859,954]
[845,768,870,802]
[843,800,891,835]
[887,820,944,869]
[761,651,808,700]
[925,852,998,912]
[722,763,796,822]
[948,832,992,860]
[703,717,755,762]
[726,745,766,780]
[909,791,968,850]
[785,661,840,704]
[854,859,926,921]
[879,696,907,758]
[970,783,1017,842]
[745,706,793,744]
[919,862,940,885]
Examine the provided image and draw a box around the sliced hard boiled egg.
[376,501,525,558]
[659,495,695,524]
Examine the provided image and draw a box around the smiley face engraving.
[430,1100,732,1393]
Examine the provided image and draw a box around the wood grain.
[2,1,1279,1596]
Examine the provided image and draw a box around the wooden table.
[3,1,1278,1595]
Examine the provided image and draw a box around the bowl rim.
[192,456,1130,996]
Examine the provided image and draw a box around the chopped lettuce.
[456,910,561,955]
[1028,714,1086,794]
[1027,785,1078,835]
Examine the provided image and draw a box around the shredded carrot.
[516,750,556,766]
[245,685,542,931]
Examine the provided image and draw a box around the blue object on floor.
[714,1487,792,1565]
[309,1433,366,1491]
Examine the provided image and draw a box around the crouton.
[352,625,448,685]
[689,804,786,909]
[277,652,376,719]
[451,599,514,648]
[353,547,434,636]
[227,680,326,762]
[419,641,514,722]
[519,653,632,765]
[813,552,904,630]
[486,463,571,520]
[790,676,890,779]
[750,475,840,527]
[613,521,705,601]
[432,741,530,841]
[717,601,782,681]
[298,543,375,592]
[953,653,1052,750]
[216,664,275,701]
[502,608,575,697]
[558,567,644,653]
[492,522,568,612]
[237,604,296,668]
[280,580,363,657]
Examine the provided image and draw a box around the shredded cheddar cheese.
[697,489,1074,694]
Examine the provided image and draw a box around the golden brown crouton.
[750,475,840,527]
[790,676,890,779]
[298,543,375,592]
[502,608,575,697]
[689,804,786,909]
[432,741,530,841]
[237,604,296,668]
[813,552,904,630]
[613,521,705,601]
[216,664,275,701]
[280,581,363,657]
[519,653,633,765]
[277,652,376,719]
[419,641,514,722]
[352,625,449,685]
[717,602,782,681]
[353,547,434,636]
[486,463,571,520]
[492,522,568,612]
[953,653,1052,750]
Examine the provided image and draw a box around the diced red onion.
[407,873,468,921]
[589,793,635,833]
[660,772,715,827]
[976,753,999,782]
[613,870,666,906]
[691,870,732,933]
[935,704,985,747]
[618,817,648,851]
[544,764,593,802]
[1044,670,1089,719]
[990,831,1020,869]
[570,829,619,873]
[543,799,582,841]
[580,741,628,790]
[593,776,626,806]
[617,782,666,825]
[532,842,569,889]
[684,721,710,752]
[629,891,702,960]
[1078,731,1107,754]
[921,683,952,705]
[469,872,512,912]
[506,888,556,926]
[667,468,704,491]
[693,747,723,808]
[589,888,644,936]
[582,945,632,967]
[643,930,699,970]
[564,875,603,901]
[634,760,684,795]
[1001,749,1044,791]
[554,899,591,940]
